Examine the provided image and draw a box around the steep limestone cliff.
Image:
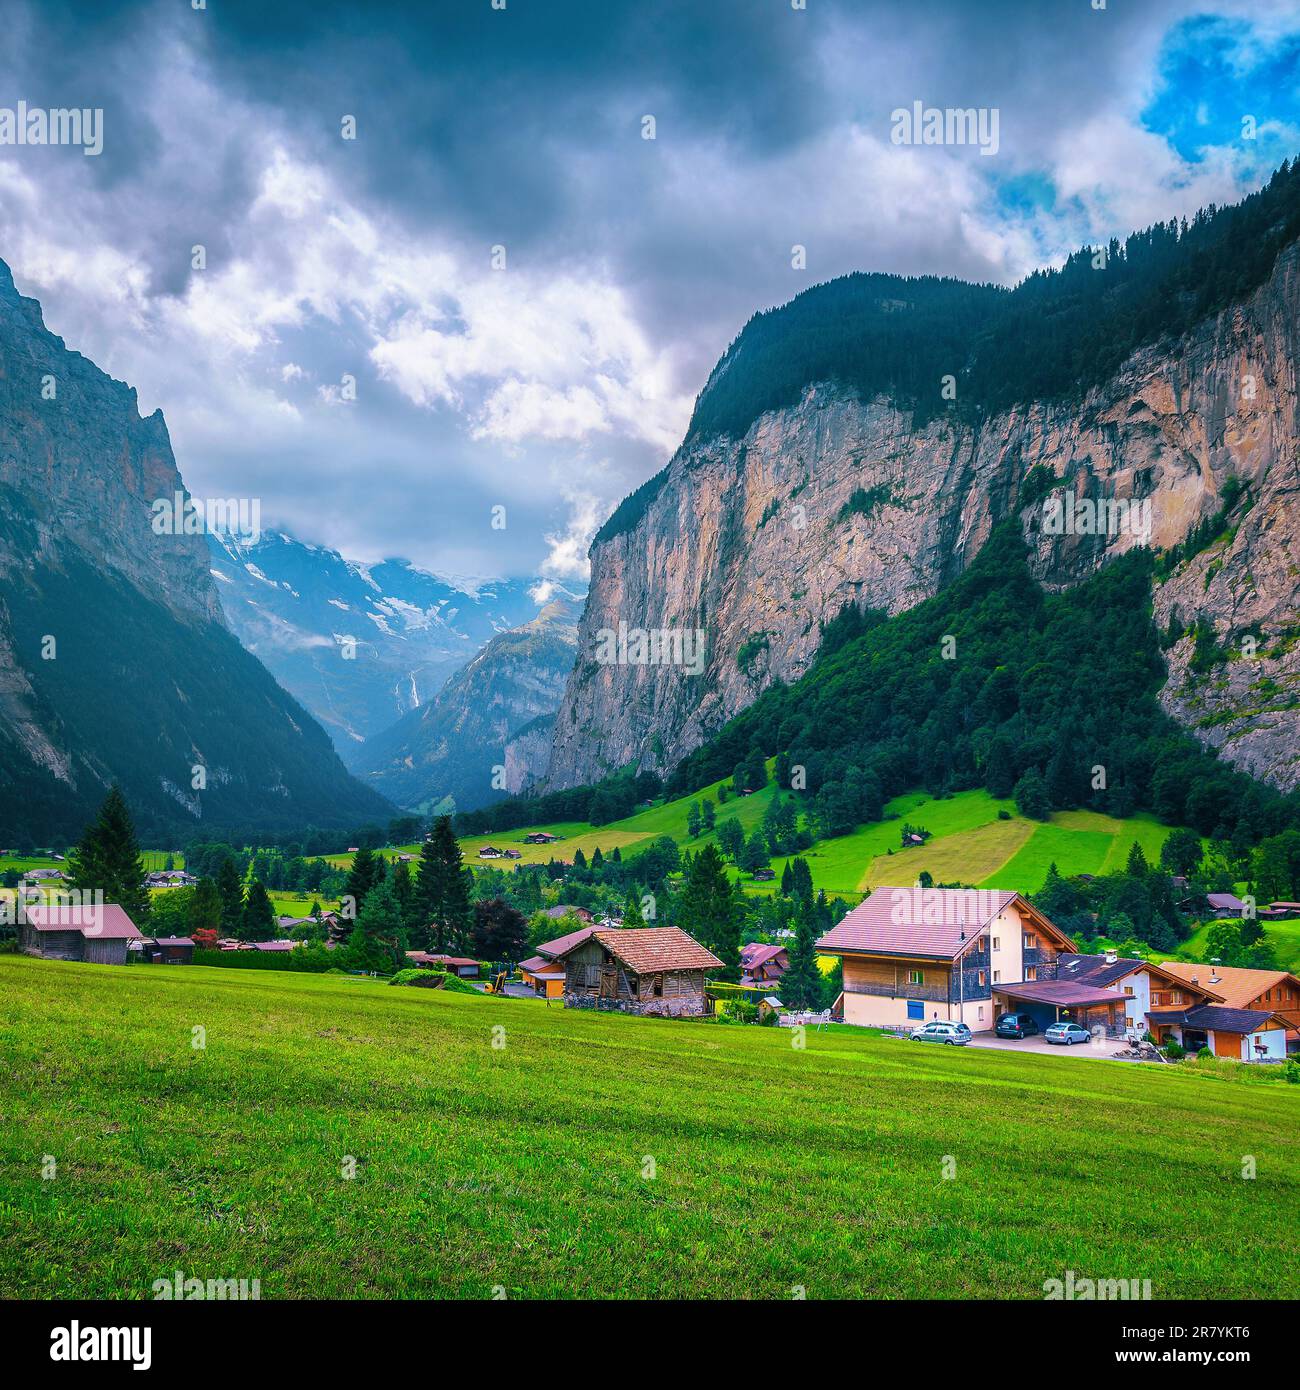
[0,259,393,839]
[547,241,1300,792]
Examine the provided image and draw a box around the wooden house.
[150,936,195,964]
[1160,961,1300,1056]
[739,942,789,985]
[19,902,143,965]
[552,926,722,1018]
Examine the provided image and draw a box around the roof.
[1206,893,1245,911]
[153,936,194,947]
[406,951,479,968]
[1182,1004,1285,1034]
[816,887,1035,960]
[740,943,787,970]
[535,925,595,959]
[1057,953,1220,998]
[518,955,564,977]
[1160,961,1298,1011]
[995,979,1127,1008]
[248,940,294,951]
[552,926,723,975]
[543,904,591,920]
[23,902,143,939]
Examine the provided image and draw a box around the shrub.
[1196,1046,1214,1060]
[388,968,448,988]
[192,947,333,973]
[1163,1039,1186,1060]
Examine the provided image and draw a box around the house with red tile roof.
[518,925,595,998]
[1160,961,1300,1058]
[550,926,722,1017]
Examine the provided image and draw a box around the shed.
[553,926,722,1018]
[19,902,143,965]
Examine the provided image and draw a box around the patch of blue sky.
[1143,14,1300,168]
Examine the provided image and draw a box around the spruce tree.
[678,843,738,979]
[241,880,277,942]
[782,896,823,1010]
[343,846,380,918]
[68,786,150,922]
[216,856,245,935]
[345,878,406,973]
[417,816,474,952]
[623,888,646,927]
[188,877,222,937]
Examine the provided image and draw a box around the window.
[978,970,986,986]
[1023,933,1038,950]
[908,969,924,985]
[978,935,989,953]
[907,1000,924,1020]
[993,969,1001,983]
[992,937,1000,951]
[1026,966,1038,981]
[1124,985,1133,996]
[977,1006,985,1022]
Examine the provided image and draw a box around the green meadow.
[1,956,1296,1300]
[437,785,1196,904]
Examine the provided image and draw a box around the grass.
[1,956,1297,1299]
[1173,918,1300,975]
[309,785,1199,907]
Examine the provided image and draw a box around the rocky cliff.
[547,240,1300,793]
[0,259,394,840]
[350,601,578,813]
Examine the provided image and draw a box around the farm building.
[518,924,594,998]
[145,936,195,964]
[19,902,143,965]
[552,926,722,1018]
[543,904,593,923]
[406,951,480,977]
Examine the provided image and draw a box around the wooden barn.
[19,902,143,965]
[553,926,722,1018]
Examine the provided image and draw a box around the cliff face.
[547,242,1300,792]
[350,602,578,813]
[0,259,394,839]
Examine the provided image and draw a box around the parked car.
[910,1020,971,1046]
[1044,1021,1092,1046]
[995,1012,1040,1039]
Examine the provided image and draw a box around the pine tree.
[188,877,222,937]
[68,786,150,922]
[416,816,474,953]
[677,842,737,978]
[345,878,407,973]
[216,856,245,935]
[343,846,380,919]
[782,896,823,1010]
[1125,841,1150,877]
[623,888,646,927]
[686,801,701,837]
[241,880,277,942]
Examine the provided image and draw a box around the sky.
[1,0,1298,592]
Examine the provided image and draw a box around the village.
[14,870,1299,1068]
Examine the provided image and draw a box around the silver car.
[910,1020,971,1046]
[1045,1021,1091,1046]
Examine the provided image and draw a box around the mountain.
[0,259,395,843]
[546,160,1300,793]
[349,600,579,813]
[207,530,575,750]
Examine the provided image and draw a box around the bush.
[1196,1046,1214,1060]
[1163,1039,1186,1060]
[192,947,333,973]
[1286,1060,1300,1085]
[389,968,448,988]
[386,968,480,994]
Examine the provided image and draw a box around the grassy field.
[1,956,1297,1299]
[1173,917,1300,974]
[312,785,1193,907]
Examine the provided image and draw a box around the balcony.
[844,979,950,1003]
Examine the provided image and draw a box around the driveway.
[965,1033,1135,1062]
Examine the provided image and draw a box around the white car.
[910,1020,971,1046]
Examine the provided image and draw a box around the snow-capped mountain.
[207,530,583,751]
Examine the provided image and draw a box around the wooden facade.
[562,937,711,1018]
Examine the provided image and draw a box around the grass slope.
[1,957,1296,1299]
[315,786,1195,904]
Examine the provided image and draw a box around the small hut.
[553,927,722,1018]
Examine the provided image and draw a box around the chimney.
[1104,950,1117,965]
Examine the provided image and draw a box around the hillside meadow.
[0,957,1296,1299]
